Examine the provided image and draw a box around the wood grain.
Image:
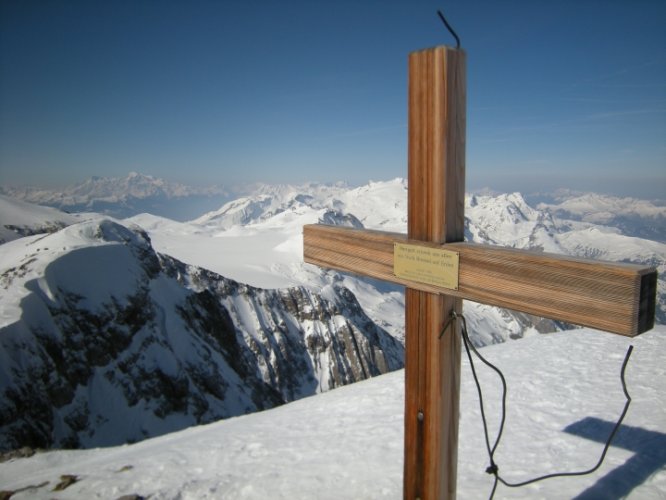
[303,224,657,337]
[404,46,465,500]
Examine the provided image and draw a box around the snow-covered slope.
[135,180,665,338]
[536,190,666,243]
[1,181,662,456]
[467,191,665,324]
[0,218,403,450]
[0,195,82,244]
[1,326,663,499]
[192,178,407,233]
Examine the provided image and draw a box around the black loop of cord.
[441,311,634,500]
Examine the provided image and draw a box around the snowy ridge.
[0,218,402,450]
[538,189,666,220]
[537,190,666,243]
[0,195,84,244]
[151,180,665,335]
[466,192,666,324]
[1,179,663,454]
[1,326,664,499]
[193,178,407,233]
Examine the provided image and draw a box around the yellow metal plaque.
[394,243,459,290]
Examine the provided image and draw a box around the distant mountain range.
[5,172,664,241]
[1,175,663,452]
[1,172,232,221]
[535,189,666,243]
[184,179,665,327]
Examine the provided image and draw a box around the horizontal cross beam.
[303,224,657,337]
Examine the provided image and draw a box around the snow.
[0,217,141,327]
[1,326,664,499]
[557,227,664,262]
[127,213,306,289]
[0,195,81,243]
[1,181,664,498]
[154,178,409,290]
[0,195,76,227]
[125,182,665,343]
[538,191,666,223]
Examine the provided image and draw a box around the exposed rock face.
[2,221,69,240]
[318,209,364,228]
[0,220,403,451]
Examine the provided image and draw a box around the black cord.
[445,312,634,499]
[437,9,461,49]
[459,314,507,462]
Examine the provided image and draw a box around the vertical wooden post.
[404,46,466,499]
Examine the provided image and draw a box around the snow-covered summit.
[193,192,320,230]
[5,179,664,329]
[1,326,663,499]
[192,178,408,232]
[0,217,403,450]
[538,190,666,242]
[132,179,666,330]
[1,179,663,500]
[466,192,561,252]
[540,190,666,220]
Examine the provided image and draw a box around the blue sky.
[1,0,665,197]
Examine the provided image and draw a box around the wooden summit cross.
[303,46,657,499]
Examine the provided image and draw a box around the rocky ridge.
[0,219,403,451]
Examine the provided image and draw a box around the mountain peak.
[1,173,230,220]
[0,216,404,450]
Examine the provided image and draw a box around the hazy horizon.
[3,169,666,203]
[1,1,664,198]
